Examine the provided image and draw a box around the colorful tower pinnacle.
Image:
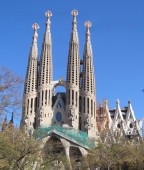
[80,21,97,137]
[66,10,80,129]
[21,23,39,131]
[37,11,53,127]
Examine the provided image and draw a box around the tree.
[128,141,144,170]
[0,127,41,170]
[0,127,70,170]
[0,67,23,125]
[40,136,68,170]
[87,129,142,170]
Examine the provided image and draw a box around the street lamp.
[53,160,60,170]
[76,157,81,170]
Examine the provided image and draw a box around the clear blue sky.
[0,0,144,120]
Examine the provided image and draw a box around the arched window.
[129,123,133,128]
[117,123,121,128]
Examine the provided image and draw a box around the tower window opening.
[76,92,77,107]
[87,98,89,114]
[72,90,74,105]
[42,90,44,106]
[49,90,50,105]
[31,98,33,109]
[45,90,47,105]
[27,99,29,115]
[130,123,133,128]
[117,123,121,128]
[35,97,37,112]
[68,90,70,105]
[38,92,40,108]
[79,96,81,112]
[84,97,85,113]
[94,102,95,117]
[91,100,93,116]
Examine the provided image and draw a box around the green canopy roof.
[35,125,96,149]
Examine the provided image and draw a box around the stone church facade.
[21,10,97,137]
[20,9,143,169]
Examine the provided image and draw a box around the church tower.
[37,11,53,127]
[66,10,80,129]
[80,21,97,137]
[21,23,39,131]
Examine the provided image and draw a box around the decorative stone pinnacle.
[128,100,131,104]
[59,76,63,83]
[71,9,78,16]
[32,23,40,31]
[85,21,92,28]
[45,10,52,18]
[116,99,120,104]
[104,99,108,105]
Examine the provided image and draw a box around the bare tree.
[0,67,23,122]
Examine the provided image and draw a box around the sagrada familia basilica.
[19,9,143,169]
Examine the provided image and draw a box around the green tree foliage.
[40,137,68,170]
[88,130,144,170]
[0,127,41,170]
[0,128,69,170]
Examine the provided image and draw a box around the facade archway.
[42,136,66,169]
[51,81,67,126]
[51,80,66,90]
[53,85,66,96]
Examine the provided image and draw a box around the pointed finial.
[85,21,92,41]
[59,76,63,83]
[45,10,52,30]
[45,10,52,18]
[32,23,39,43]
[71,9,78,16]
[128,100,131,104]
[104,99,108,105]
[85,21,92,29]
[32,23,40,31]
[45,10,52,24]
[116,99,120,104]
[71,10,78,31]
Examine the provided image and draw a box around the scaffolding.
[35,126,95,149]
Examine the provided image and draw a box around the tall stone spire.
[80,21,97,137]
[66,10,80,129]
[70,9,79,43]
[38,11,53,86]
[37,11,53,127]
[21,23,39,131]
